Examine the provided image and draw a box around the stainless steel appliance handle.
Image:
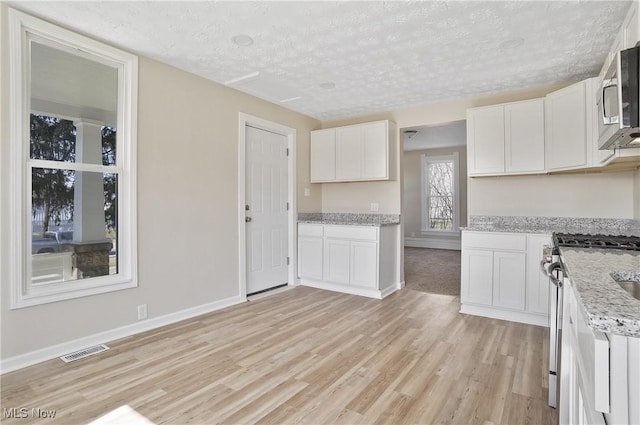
[602,77,620,125]
[540,259,550,275]
[602,77,617,89]
[547,262,564,287]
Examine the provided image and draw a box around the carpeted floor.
[404,247,461,296]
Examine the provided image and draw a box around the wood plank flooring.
[0,287,558,424]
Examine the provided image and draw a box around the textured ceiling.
[10,1,632,122]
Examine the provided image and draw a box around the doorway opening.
[402,120,467,296]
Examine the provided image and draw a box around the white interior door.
[246,125,288,294]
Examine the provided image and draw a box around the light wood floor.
[1,287,558,425]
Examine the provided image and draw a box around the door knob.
[245,217,252,223]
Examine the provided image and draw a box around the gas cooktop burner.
[553,233,640,251]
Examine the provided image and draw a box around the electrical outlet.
[370,202,379,212]
[137,304,147,320]
[304,188,310,197]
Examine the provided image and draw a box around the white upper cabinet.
[467,99,544,176]
[361,121,389,179]
[335,125,363,180]
[505,99,546,173]
[545,79,593,171]
[310,128,336,182]
[467,105,505,175]
[310,120,395,183]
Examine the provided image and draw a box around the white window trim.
[420,152,460,235]
[8,9,138,309]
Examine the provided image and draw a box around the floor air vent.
[59,344,109,363]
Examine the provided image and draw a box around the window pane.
[429,196,453,230]
[30,41,118,165]
[31,168,118,286]
[426,159,454,231]
[29,114,117,166]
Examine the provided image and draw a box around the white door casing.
[245,126,288,294]
[238,113,296,299]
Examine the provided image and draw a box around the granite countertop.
[559,247,640,338]
[297,213,400,227]
[462,215,640,236]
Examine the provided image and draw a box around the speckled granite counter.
[298,213,400,227]
[462,215,640,236]
[560,248,640,338]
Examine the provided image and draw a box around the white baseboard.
[380,284,399,298]
[299,279,399,299]
[404,237,461,250]
[0,295,245,374]
[460,303,549,327]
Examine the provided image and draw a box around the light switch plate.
[304,188,310,197]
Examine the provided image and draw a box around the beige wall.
[468,171,636,218]
[403,147,468,238]
[0,4,321,359]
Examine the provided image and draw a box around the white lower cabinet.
[298,223,399,298]
[350,241,378,289]
[297,236,323,280]
[461,231,550,326]
[461,249,493,305]
[526,234,552,315]
[324,238,350,284]
[492,251,526,310]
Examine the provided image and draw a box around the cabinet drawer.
[463,232,526,251]
[324,225,378,241]
[298,224,323,237]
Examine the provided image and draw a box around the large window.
[421,153,459,233]
[9,9,138,308]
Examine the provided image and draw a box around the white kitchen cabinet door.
[297,236,323,280]
[467,105,505,175]
[526,234,551,315]
[350,241,378,288]
[505,99,545,173]
[310,128,336,182]
[335,126,362,180]
[492,251,526,310]
[323,238,350,284]
[461,249,494,306]
[361,121,388,179]
[546,80,590,170]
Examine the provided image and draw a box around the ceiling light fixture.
[499,37,525,50]
[404,130,418,139]
[231,34,254,47]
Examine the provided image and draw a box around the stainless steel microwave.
[597,45,640,150]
